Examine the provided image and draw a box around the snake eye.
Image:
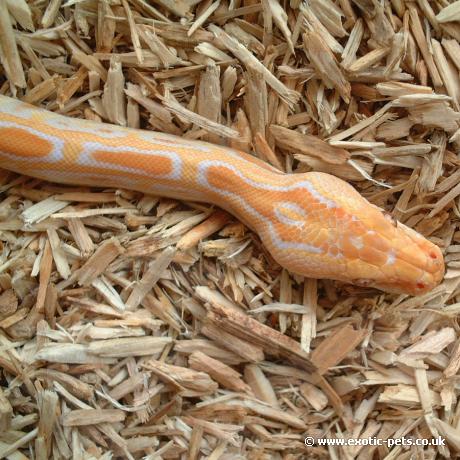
[274,202,307,228]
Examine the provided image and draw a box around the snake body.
[0,95,444,294]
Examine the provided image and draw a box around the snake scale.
[0,95,444,295]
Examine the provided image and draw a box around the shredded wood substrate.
[1,0,460,459]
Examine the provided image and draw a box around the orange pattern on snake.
[0,95,444,294]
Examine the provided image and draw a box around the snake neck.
[184,152,287,229]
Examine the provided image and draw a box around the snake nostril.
[417,282,426,289]
[429,251,438,259]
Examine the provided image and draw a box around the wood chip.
[62,409,126,426]
[270,125,350,164]
[203,298,316,372]
[311,324,367,375]
[125,246,175,309]
[209,24,300,107]
[303,30,350,102]
[437,2,460,23]
[0,0,26,88]
[75,238,124,286]
[88,336,173,358]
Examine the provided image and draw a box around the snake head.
[262,172,444,295]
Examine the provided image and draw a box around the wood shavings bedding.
[0,0,460,459]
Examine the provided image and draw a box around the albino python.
[0,95,444,295]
